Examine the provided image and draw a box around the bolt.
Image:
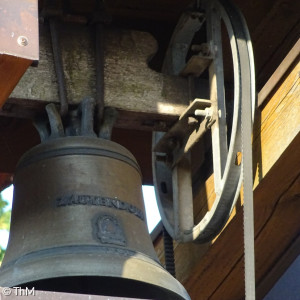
[17,36,28,47]
[195,107,213,118]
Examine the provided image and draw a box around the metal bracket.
[154,98,212,167]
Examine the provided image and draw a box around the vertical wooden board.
[0,55,31,107]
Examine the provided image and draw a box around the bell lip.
[0,245,190,300]
[16,136,141,174]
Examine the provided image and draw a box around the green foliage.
[0,193,11,264]
[0,195,11,231]
[0,247,5,263]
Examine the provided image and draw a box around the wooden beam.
[155,52,300,299]
[7,24,190,119]
[2,0,298,122]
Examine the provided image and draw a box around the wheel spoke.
[207,3,228,194]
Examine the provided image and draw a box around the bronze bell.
[0,136,190,299]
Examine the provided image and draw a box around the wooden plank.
[155,54,300,299]
[220,0,300,92]
[0,55,32,108]
[250,0,300,90]
[0,0,39,107]
[8,25,190,118]
[253,60,300,183]
[258,38,300,107]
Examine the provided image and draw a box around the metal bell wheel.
[152,0,256,243]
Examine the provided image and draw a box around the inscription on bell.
[94,215,126,246]
[55,194,145,221]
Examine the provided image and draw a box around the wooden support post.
[0,56,32,108]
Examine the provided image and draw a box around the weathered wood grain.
[9,24,190,117]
